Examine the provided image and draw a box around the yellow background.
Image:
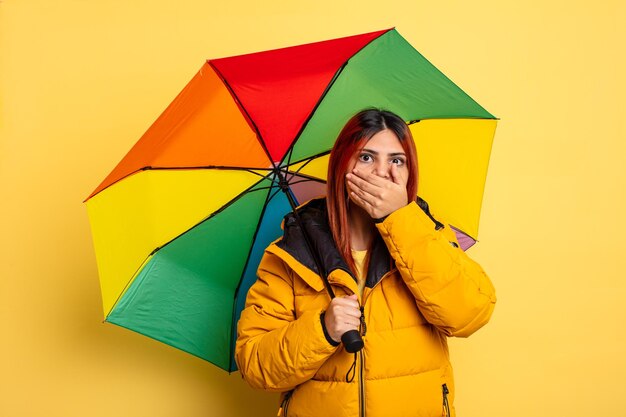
[1,1,625,416]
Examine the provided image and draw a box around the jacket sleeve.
[235,250,338,391]
[376,201,496,337]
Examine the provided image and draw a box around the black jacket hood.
[275,197,442,289]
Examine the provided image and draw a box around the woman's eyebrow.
[361,148,378,154]
[361,148,406,157]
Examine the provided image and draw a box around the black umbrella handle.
[342,330,364,353]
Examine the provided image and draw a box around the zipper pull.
[346,352,357,383]
[442,383,450,417]
[359,306,367,336]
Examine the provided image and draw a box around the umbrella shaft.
[276,169,336,300]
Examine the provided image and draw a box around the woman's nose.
[373,162,390,178]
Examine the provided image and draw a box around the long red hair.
[326,109,418,275]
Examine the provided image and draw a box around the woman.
[235,109,496,417]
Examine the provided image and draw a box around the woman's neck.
[348,203,374,251]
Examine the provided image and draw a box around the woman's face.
[348,129,409,184]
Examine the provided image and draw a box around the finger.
[347,172,381,196]
[348,169,389,188]
[336,313,360,325]
[339,309,363,320]
[344,306,363,317]
[346,179,367,201]
[346,180,369,202]
[341,319,361,329]
[329,311,361,327]
[348,188,374,210]
[342,294,359,304]
[390,163,402,185]
[340,301,362,313]
[347,176,382,207]
[330,307,358,317]
[333,296,361,310]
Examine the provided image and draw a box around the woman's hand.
[346,163,408,219]
[324,294,361,343]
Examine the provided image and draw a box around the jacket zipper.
[442,384,450,417]
[357,270,391,417]
[358,307,366,417]
[359,349,365,417]
[361,269,395,305]
[340,269,390,417]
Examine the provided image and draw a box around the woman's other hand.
[323,294,361,343]
[346,163,408,219]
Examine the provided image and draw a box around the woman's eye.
[391,158,405,166]
[358,154,372,162]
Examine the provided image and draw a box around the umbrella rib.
[266,186,283,205]
[157,179,271,251]
[289,150,331,168]
[288,151,330,176]
[104,254,154,319]
[146,166,271,181]
[281,30,389,166]
[208,60,277,170]
[290,157,314,174]
[105,176,270,318]
[143,165,272,175]
[286,177,326,186]
[87,166,271,201]
[230,181,277,371]
[282,61,347,167]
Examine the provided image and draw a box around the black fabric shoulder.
[276,198,392,288]
[276,198,350,277]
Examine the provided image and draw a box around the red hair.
[326,109,418,275]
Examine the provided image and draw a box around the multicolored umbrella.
[85,28,497,372]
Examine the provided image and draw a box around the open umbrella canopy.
[85,28,497,371]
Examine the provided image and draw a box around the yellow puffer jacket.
[235,198,496,417]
